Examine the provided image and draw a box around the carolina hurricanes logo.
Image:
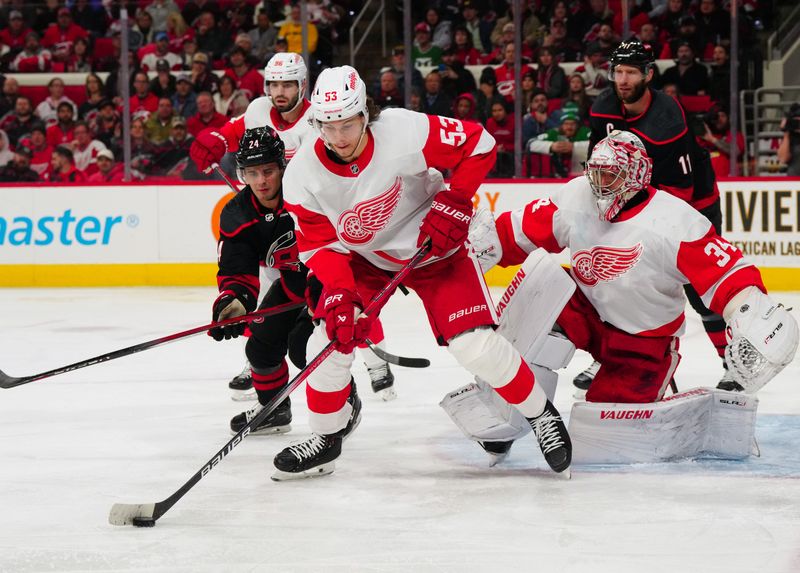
[572,243,643,287]
[337,177,403,245]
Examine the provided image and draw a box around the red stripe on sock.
[706,329,728,356]
[493,359,535,405]
[306,381,351,414]
[252,360,288,391]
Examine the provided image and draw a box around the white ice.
[1,287,799,573]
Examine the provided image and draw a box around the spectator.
[695,0,730,55]
[373,69,403,109]
[182,0,221,28]
[593,23,619,59]
[656,0,688,45]
[566,74,592,120]
[484,23,534,64]
[522,89,557,146]
[166,12,194,54]
[535,47,568,99]
[451,25,481,65]
[520,72,536,110]
[372,45,423,98]
[194,11,226,61]
[278,4,319,55]
[187,91,227,137]
[92,99,120,148]
[451,92,479,124]
[178,36,198,70]
[114,117,156,174]
[542,19,582,63]
[145,97,177,145]
[698,104,744,178]
[34,0,60,32]
[141,31,182,72]
[130,72,159,119]
[460,0,491,54]
[660,15,705,59]
[172,74,198,118]
[494,42,536,104]
[150,60,177,99]
[412,22,443,69]
[612,0,651,37]
[0,129,14,167]
[473,67,505,124]
[425,8,452,50]
[578,0,614,43]
[35,78,76,128]
[529,109,591,178]
[548,1,577,38]
[661,82,679,99]
[0,77,19,119]
[778,104,800,176]
[79,73,105,123]
[224,46,264,100]
[574,41,610,98]
[46,145,86,182]
[146,0,180,34]
[490,6,543,50]
[41,7,88,63]
[408,86,423,112]
[420,71,452,117]
[46,102,76,147]
[249,8,278,64]
[226,0,256,39]
[152,116,193,176]
[71,0,106,36]
[0,10,33,54]
[438,47,477,101]
[229,32,256,63]
[214,75,250,118]
[191,52,219,94]
[0,145,38,182]
[70,120,107,175]
[132,9,155,48]
[87,149,125,183]
[21,123,52,176]
[635,22,661,60]
[10,32,52,72]
[65,36,92,73]
[0,95,36,146]
[659,42,709,96]
[273,35,289,56]
[486,101,514,177]
[708,44,730,105]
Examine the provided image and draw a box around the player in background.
[274,65,571,481]
[191,53,396,401]
[473,130,797,406]
[210,127,310,436]
[578,40,732,391]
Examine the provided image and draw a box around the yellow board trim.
[0,263,797,291]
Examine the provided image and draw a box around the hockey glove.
[418,190,473,257]
[210,292,247,341]
[190,129,228,174]
[321,288,373,354]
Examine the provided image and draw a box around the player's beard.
[273,95,299,114]
[615,77,648,104]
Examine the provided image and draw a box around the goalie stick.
[0,301,304,390]
[108,242,432,527]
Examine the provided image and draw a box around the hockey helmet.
[585,130,652,221]
[263,52,308,108]
[609,40,655,80]
[310,65,368,129]
[236,127,286,182]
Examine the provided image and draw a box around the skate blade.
[271,461,335,481]
[487,451,509,467]
[572,388,587,401]
[230,389,257,402]
[375,386,397,402]
[559,467,572,480]
[230,424,291,437]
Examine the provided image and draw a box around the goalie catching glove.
[418,190,473,257]
[190,129,228,173]
[724,287,799,393]
[209,292,247,341]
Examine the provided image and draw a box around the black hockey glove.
[210,292,247,341]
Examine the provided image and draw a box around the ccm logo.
[431,201,471,222]
[448,304,488,322]
[325,294,343,306]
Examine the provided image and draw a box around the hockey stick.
[109,242,432,527]
[0,301,305,390]
[213,162,429,369]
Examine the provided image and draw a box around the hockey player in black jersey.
[210,127,316,435]
[576,40,733,391]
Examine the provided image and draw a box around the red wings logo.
[337,177,403,245]
[571,243,643,287]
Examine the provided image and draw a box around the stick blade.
[0,369,24,389]
[108,503,156,526]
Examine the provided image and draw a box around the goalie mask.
[585,130,652,221]
[263,52,307,113]
[236,127,286,183]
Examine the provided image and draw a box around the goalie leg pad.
[568,388,758,464]
[530,332,576,371]
[440,378,531,443]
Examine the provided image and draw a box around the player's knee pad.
[448,328,519,387]
[568,388,759,464]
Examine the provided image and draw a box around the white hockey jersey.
[496,176,764,337]
[219,97,315,162]
[283,107,496,291]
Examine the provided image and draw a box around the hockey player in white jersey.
[273,65,571,480]
[190,53,396,401]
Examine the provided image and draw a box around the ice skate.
[368,362,396,401]
[230,398,292,435]
[572,360,600,391]
[528,400,572,474]
[228,363,257,401]
[716,366,744,392]
[479,440,514,467]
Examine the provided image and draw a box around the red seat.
[547,98,563,114]
[680,95,712,113]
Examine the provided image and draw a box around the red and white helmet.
[263,52,307,102]
[585,130,652,221]
[310,65,368,128]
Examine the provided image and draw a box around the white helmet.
[585,130,653,221]
[310,65,368,128]
[263,52,307,103]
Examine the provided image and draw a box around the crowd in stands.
[0,0,767,181]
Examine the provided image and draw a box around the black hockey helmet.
[609,40,655,75]
[236,127,286,172]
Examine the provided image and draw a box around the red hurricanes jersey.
[496,176,764,337]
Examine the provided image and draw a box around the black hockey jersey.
[589,87,719,210]
[216,187,306,312]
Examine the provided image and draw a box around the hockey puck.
[132,517,156,528]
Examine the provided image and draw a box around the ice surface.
[0,287,798,573]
